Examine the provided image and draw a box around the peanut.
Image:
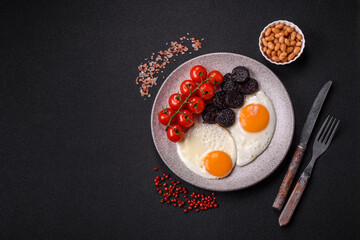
[296,33,302,40]
[293,46,301,55]
[288,53,296,61]
[279,36,284,43]
[280,43,287,52]
[265,28,272,37]
[272,56,280,62]
[274,43,280,51]
[296,41,302,47]
[275,23,284,29]
[268,41,275,50]
[285,38,291,46]
[266,49,272,56]
[272,28,280,34]
[265,36,274,41]
[291,32,296,41]
[286,26,294,33]
[280,52,288,58]
[275,32,284,38]
[290,40,297,46]
[287,47,294,54]
[262,38,268,47]
[271,51,277,57]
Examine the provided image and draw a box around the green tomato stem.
[165,72,210,131]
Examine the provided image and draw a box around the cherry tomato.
[187,96,205,114]
[177,109,195,128]
[198,82,215,100]
[207,70,224,86]
[158,108,176,126]
[168,93,186,111]
[180,80,197,97]
[190,65,207,83]
[167,124,184,142]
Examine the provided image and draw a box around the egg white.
[177,122,237,179]
[228,90,276,166]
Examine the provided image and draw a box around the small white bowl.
[259,20,305,65]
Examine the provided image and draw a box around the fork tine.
[323,117,337,144]
[320,116,334,142]
[325,120,340,145]
[316,115,330,141]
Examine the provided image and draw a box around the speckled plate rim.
[151,52,294,191]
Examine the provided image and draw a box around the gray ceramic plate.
[151,52,294,191]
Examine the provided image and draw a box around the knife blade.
[299,81,332,148]
[272,81,332,210]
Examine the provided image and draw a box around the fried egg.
[228,90,276,166]
[177,122,237,179]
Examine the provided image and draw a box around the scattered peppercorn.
[153,167,218,213]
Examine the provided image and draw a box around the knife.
[272,81,332,210]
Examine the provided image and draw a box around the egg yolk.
[203,151,233,177]
[239,104,269,132]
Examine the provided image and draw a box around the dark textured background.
[1,0,359,239]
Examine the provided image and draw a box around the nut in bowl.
[259,20,305,65]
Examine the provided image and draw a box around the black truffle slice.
[238,78,259,95]
[231,66,250,83]
[202,103,220,124]
[212,91,227,109]
[216,108,235,128]
[225,91,244,108]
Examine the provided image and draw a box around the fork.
[279,115,340,226]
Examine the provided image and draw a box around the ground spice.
[153,168,218,213]
[136,33,205,98]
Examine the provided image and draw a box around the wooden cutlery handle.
[279,172,311,226]
[272,146,305,210]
